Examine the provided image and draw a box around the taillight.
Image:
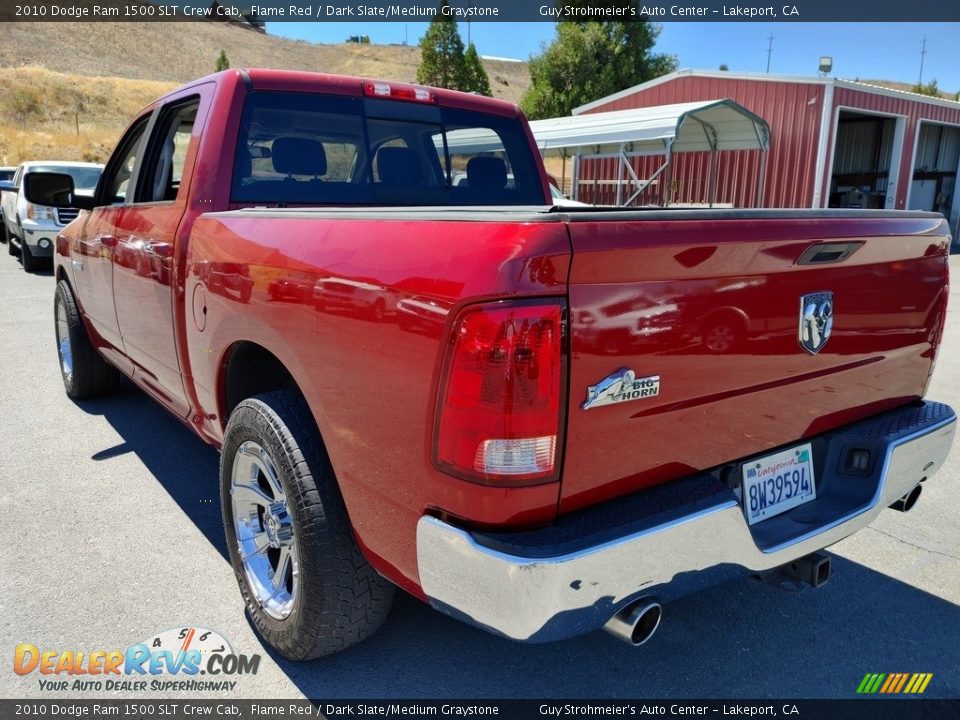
[363,81,436,104]
[434,299,566,486]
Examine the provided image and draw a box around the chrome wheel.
[230,440,300,620]
[56,299,74,381]
[705,324,735,353]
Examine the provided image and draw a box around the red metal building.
[573,69,960,234]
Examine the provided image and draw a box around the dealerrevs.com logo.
[14,626,261,692]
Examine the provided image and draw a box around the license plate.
[741,443,816,526]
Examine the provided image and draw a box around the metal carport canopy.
[528,99,770,157]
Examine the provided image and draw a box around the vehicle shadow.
[77,384,960,699]
[75,380,228,559]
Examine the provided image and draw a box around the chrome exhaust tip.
[889,484,922,513]
[603,599,662,646]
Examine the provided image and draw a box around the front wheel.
[221,390,394,660]
[54,280,120,398]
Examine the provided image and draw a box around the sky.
[269,22,960,94]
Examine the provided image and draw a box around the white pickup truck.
[0,161,102,272]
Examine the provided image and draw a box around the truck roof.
[156,68,522,119]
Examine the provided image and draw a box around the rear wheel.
[703,319,744,354]
[54,280,120,398]
[7,226,17,256]
[221,390,394,660]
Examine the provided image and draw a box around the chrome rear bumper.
[417,401,956,642]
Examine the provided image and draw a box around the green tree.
[912,78,940,97]
[416,0,468,90]
[216,50,230,72]
[463,43,492,95]
[521,1,677,119]
[719,63,729,71]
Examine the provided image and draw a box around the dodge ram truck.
[31,69,956,659]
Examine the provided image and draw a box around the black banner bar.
[1,0,960,23]
[1,700,959,720]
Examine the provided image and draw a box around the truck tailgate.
[561,211,950,512]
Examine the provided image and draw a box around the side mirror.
[0,180,17,193]
[23,172,95,211]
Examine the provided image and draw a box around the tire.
[221,389,394,660]
[703,321,744,354]
[21,236,40,273]
[7,226,17,256]
[54,280,120,398]
[0,217,7,244]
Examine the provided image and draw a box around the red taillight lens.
[434,299,566,486]
[363,81,436,104]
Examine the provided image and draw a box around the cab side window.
[141,98,199,203]
[99,117,150,205]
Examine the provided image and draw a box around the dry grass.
[0,21,530,101]
[0,67,177,165]
[0,21,530,164]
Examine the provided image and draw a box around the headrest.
[377,147,424,185]
[272,137,327,177]
[466,156,507,190]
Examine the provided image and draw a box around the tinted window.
[232,92,545,206]
[141,97,199,203]
[100,117,150,205]
[0,169,14,182]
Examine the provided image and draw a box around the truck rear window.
[232,91,545,206]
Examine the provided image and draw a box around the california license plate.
[742,443,816,526]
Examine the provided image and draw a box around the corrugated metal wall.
[578,75,960,210]
[914,124,960,172]
[579,76,827,208]
[827,86,960,209]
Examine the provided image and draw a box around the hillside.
[0,21,531,165]
[0,22,529,99]
[858,78,958,101]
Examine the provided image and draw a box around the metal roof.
[574,68,960,115]
[527,99,770,158]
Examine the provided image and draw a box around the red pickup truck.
[31,69,955,659]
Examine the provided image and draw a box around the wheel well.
[221,342,295,422]
[701,307,748,334]
[56,266,69,285]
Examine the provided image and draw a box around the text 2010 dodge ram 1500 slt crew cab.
[31,69,955,659]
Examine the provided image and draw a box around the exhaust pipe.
[889,484,922,513]
[603,599,662,646]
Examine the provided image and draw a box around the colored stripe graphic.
[856,673,932,694]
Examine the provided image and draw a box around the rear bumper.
[416,401,956,642]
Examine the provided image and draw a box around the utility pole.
[918,35,927,85]
[467,21,471,46]
[766,34,774,73]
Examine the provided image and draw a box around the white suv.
[0,161,103,272]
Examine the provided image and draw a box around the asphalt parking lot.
[1,251,958,701]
